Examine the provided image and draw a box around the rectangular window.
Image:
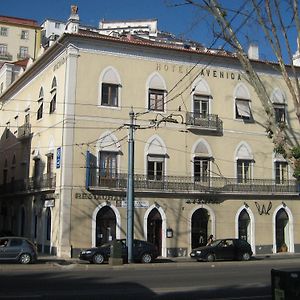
[55,22,61,29]
[101,83,118,107]
[237,160,252,183]
[46,154,54,175]
[148,89,164,111]
[37,103,43,120]
[49,93,56,113]
[194,95,209,118]
[99,151,117,178]
[0,44,8,55]
[0,27,8,36]
[19,46,28,59]
[20,30,29,40]
[275,161,288,184]
[194,157,209,182]
[235,99,251,119]
[147,155,164,180]
[274,104,286,124]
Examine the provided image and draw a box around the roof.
[0,15,39,28]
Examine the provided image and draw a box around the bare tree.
[171,0,300,178]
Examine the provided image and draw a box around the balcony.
[0,52,13,61]
[87,173,299,197]
[186,112,223,135]
[17,123,31,140]
[0,174,56,196]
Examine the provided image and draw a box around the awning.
[236,99,251,118]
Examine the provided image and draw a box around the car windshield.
[209,240,222,247]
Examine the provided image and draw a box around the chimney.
[65,5,79,34]
[248,43,259,60]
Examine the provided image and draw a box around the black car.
[190,238,253,262]
[0,237,38,264]
[79,239,158,264]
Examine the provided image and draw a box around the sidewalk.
[38,252,300,266]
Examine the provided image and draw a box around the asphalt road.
[0,257,300,299]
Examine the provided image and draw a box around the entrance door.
[96,206,116,246]
[276,208,289,252]
[147,208,162,255]
[238,209,250,242]
[191,208,210,249]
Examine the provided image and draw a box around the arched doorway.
[276,208,289,252]
[147,208,162,255]
[238,209,250,242]
[191,208,210,249]
[96,206,116,246]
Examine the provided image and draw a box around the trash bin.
[271,268,300,300]
[109,240,123,265]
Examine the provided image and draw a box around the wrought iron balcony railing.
[186,112,223,133]
[0,52,13,61]
[87,173,298,195]
[17,123,31,139]
[0,174,56,195]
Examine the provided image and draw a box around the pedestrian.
[206,234,214,246]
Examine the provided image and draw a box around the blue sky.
[1,0,298,63]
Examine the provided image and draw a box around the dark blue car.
[79,239,158,264]
[190,238,253,262]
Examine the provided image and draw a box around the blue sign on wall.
[56,147,61,169]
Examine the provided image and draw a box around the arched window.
[147,73,167,112]
[192,140,212,182]
[146,135,167,180]
[235,142,253,183]
[234,84,252,120]
[271,88,286,124]
[37,87,44,120]
[49,77,57,113]
[274,153,289,184]
[99,67,121,107]
[191,79,212,120]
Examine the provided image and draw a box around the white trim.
[272,204,294,253]
[143,204,167,257]
[188,205,216,254]
[235,205,256,254]
[92,202,121,247]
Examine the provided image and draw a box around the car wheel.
[141,253,152,263]
[19,253,32,264]
[92,253,104,264]
[241,252,251,261]
[206,253,215,262]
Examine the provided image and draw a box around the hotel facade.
[0,11,299,258]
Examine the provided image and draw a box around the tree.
[172,0,300,178]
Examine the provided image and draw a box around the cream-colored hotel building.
[0,10,299,258]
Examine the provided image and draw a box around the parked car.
[190,238,253,262]
[0,237,37,264]
[79,239,158,264]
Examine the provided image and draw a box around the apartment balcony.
[186,112,223,135]
[87,173,299,198]
[17,123,31,140]
[0,174,56,197]
[0,52,13,61]
[17,53,30,60]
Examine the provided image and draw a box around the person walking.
[206,234,214,246]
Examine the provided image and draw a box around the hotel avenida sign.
[156,63,242,81]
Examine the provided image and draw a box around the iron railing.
[0,174,56,195]
[89,173,298,195]
[186,112,223,133]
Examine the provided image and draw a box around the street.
[0,256,300,299]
